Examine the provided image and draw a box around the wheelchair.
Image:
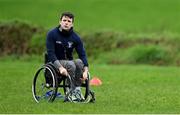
[32,54,95,103]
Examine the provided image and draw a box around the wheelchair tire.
[32,63,58,103]
[83,72,90,100]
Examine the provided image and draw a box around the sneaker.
[65,89,84,103]
[45,90,63,98]
[76,89,85,100]
[56,92,64,99]
[45,90,53,97]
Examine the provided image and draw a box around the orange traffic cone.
[90,76,102,86]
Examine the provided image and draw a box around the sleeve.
[46,31,61,68]
[75,36,89,67]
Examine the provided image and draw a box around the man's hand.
[59,66,68,76]
[81,67,89,81]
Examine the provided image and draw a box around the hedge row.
[0,20,180,66]
[0,20,45,55]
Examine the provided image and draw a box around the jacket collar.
[58,25,73,36]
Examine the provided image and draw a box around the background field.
[0,0,180,32]
[0,0,180,114]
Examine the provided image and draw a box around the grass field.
[0,60,180,114]
[1,0,180,114]
[0,0,180,32]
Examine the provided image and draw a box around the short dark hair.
[60,12,74,22]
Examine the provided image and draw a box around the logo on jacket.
[67,42,73,48]
[56,41,62,44]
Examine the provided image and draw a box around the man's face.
[60,16,73,31]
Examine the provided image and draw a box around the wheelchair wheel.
[81,72,95,103]
[82,72,90,100]
[32,64,58,103]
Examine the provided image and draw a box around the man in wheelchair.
[46,12,89,102]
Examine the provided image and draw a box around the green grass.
[0,60,180,113]
[0,0,180,32]
[1,0,180,113]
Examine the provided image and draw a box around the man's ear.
[59,20,61,25]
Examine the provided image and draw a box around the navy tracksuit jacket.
[46,26,88,67]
